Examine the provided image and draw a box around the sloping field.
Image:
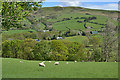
[2,58,118,78]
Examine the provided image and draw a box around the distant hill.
[21,7,118,32]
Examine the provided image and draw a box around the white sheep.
[39,62,45,67]
[66,62,69,64]
[54,62,59,65]
[74,60,77,63]
[20,61,23,63]
[49,61,51,63]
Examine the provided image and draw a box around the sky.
[41,0,120,11]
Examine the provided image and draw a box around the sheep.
[39,62,45,67]
[54,62,59,65]
[49,61,51,63]
[66,62,69,64]
[74,60,77,63]
[20,61,23,63]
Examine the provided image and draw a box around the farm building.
[34,39,39,42]
[57,37,63,40]
[87,26,92,29]
[43,30,49,32]
[90,31,98,34]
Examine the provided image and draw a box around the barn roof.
[91,31,98,34]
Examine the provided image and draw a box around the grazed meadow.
[2,58,118,78]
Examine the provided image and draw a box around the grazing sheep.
[66,62,69,64]
[74,60,77,63]
[49,61,51,63]
[20,61,23,63]
[39,62,45,67]
[54,62,59,65]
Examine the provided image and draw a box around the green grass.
[57,13,92,19]
[2,58,118,78]
[52,20,85,31]
[90,19,106,24]
[39,23,46,29]
[2,29,36,35]
[51,12,109,31]
[63,36,88,43]
[86,23,104,29]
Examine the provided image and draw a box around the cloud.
[56,5,63,7]
[45,0,120,2]
[62,1,81,6]
[55,0,82,7]
[43,0,119,11]
[81,3,118,10]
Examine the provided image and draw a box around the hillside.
[20,7,118,32]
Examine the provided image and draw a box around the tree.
[103,20,118,62]
[51,40,69,61]
[88,36,102,61]
[63,41,86,61]
[2,1,43,30]
[2,40,23,58]
[21,38,36,60]
[33,41,51,60]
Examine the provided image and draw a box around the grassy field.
[51,13,108,31]
[52,20,85,31]
[63,36,88,43]
[2,58,118,78]
[2,29,36,35]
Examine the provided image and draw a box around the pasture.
[52,20,85,31]
[51,13,109,31]
[2,29,36,35]
[2,58,118,78]
[63,36,88,43]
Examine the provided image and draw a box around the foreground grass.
[2,58,118,78]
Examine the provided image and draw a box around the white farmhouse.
[57,37,63,40]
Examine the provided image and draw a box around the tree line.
[2,37,117,62]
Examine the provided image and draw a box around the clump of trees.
[2,36,117,62]
[1,38,88,61]
[103,20,118,62]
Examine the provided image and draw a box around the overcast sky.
[42,0,120,11]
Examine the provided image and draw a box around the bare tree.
[103,20,118,62]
